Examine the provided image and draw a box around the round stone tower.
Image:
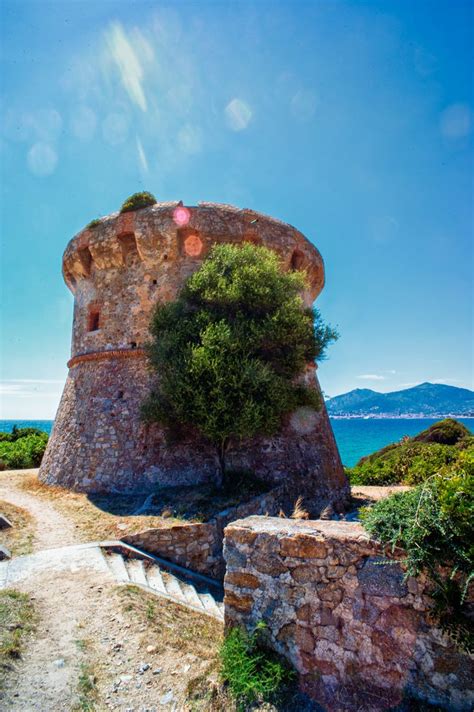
[39,201,348,505]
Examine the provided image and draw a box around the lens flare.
[184,234,203,257]
[173,206,191,227]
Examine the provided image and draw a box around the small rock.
[120,674,133,684]
[0,515,13,529]
[0,545,11,561]
[182,664,191,673]
[152,668,162,675]
[53,659,65,668]
[160,691,174,705]
[138,662,150,674]
[146,645,157,654]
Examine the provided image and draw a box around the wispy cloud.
[357,374,386,381]
[105,22,149,112]
[2,379,64,384]
[136,137,149,172]
[0,379,63,399]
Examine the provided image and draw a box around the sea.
[1,417,473,468]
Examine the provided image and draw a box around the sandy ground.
[0,470,78,551]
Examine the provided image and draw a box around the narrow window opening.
[118,232,138,263]
[163,254,168,261]
[117,390,124,399]
[88,309,100,332]
[130,341,137,349]
[152,279,157,285]
[291,249,305,271]
[78,247,93,276]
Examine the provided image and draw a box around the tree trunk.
[216,439,229,490]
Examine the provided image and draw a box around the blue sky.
[1,0,473,418]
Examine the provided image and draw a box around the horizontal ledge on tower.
[67,347,146,369]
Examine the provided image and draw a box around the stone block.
[224,591,253,613]
[280,535,327,559]
[357,556,408,597]
[225,571,260,589]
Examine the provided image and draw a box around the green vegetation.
[143,243,337,483]
[347,418,472,485]
[87,218,101,229]
[0,589,36,689]
[76,661,97,712]
[360,457,474,652]
[0,427,49,469]
[120,191,156,213]
[219,623,295,709]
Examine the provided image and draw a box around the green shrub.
[412,418,471,445]
[360,468,474,652]
[120,191,156,213]
[347,419,472,485]
[220,623,294,709]
[87,218,101,229]
[143,243,337,486]
[0,432,48,469]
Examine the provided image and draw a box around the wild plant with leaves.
[142,242,337,485]
[361,451,474,652]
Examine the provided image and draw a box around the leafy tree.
[143,243,338,485]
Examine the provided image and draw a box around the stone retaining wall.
[123,487,288,579]
[223,516,473,711]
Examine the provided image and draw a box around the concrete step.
[101,544,223,621]
[199,591,223,618]
[180,582,204,610]
[104,552,130,582]
[146,565,167,594]
[162,570,187,602]
[126,558,148,587]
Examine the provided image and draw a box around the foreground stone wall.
[223,516,473,711]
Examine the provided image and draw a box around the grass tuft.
[0,589,36,689]
[219,623,295,710]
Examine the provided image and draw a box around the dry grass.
[117,584,223,660]
[290,496,309,520]
[0,500,34,556]
[0,589,37,690]
[15,472,180,542]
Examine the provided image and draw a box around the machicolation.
[39,201,348,505]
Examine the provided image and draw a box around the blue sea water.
[1,417,473,468]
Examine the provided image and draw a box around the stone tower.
[39,201,348,506]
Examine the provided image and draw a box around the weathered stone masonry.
[223,516,474,712]
[40,201,348,502]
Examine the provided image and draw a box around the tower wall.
[39,202,348,505]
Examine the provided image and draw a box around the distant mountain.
[326,382,474,417]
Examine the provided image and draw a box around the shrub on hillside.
[120,191,156,213]
[347,419,472,485]
[0,431,48,469]
[412,418,471,445]
[360,467,474,652]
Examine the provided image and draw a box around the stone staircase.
[101,543,224,621]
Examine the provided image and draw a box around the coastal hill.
[326,382,474,417]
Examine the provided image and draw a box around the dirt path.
[2,566,115,711]
[0,471,224,711]
[0,470,79,551]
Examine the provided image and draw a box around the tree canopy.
[142,243,337,482]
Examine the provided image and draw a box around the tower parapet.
[39,201,347,503]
